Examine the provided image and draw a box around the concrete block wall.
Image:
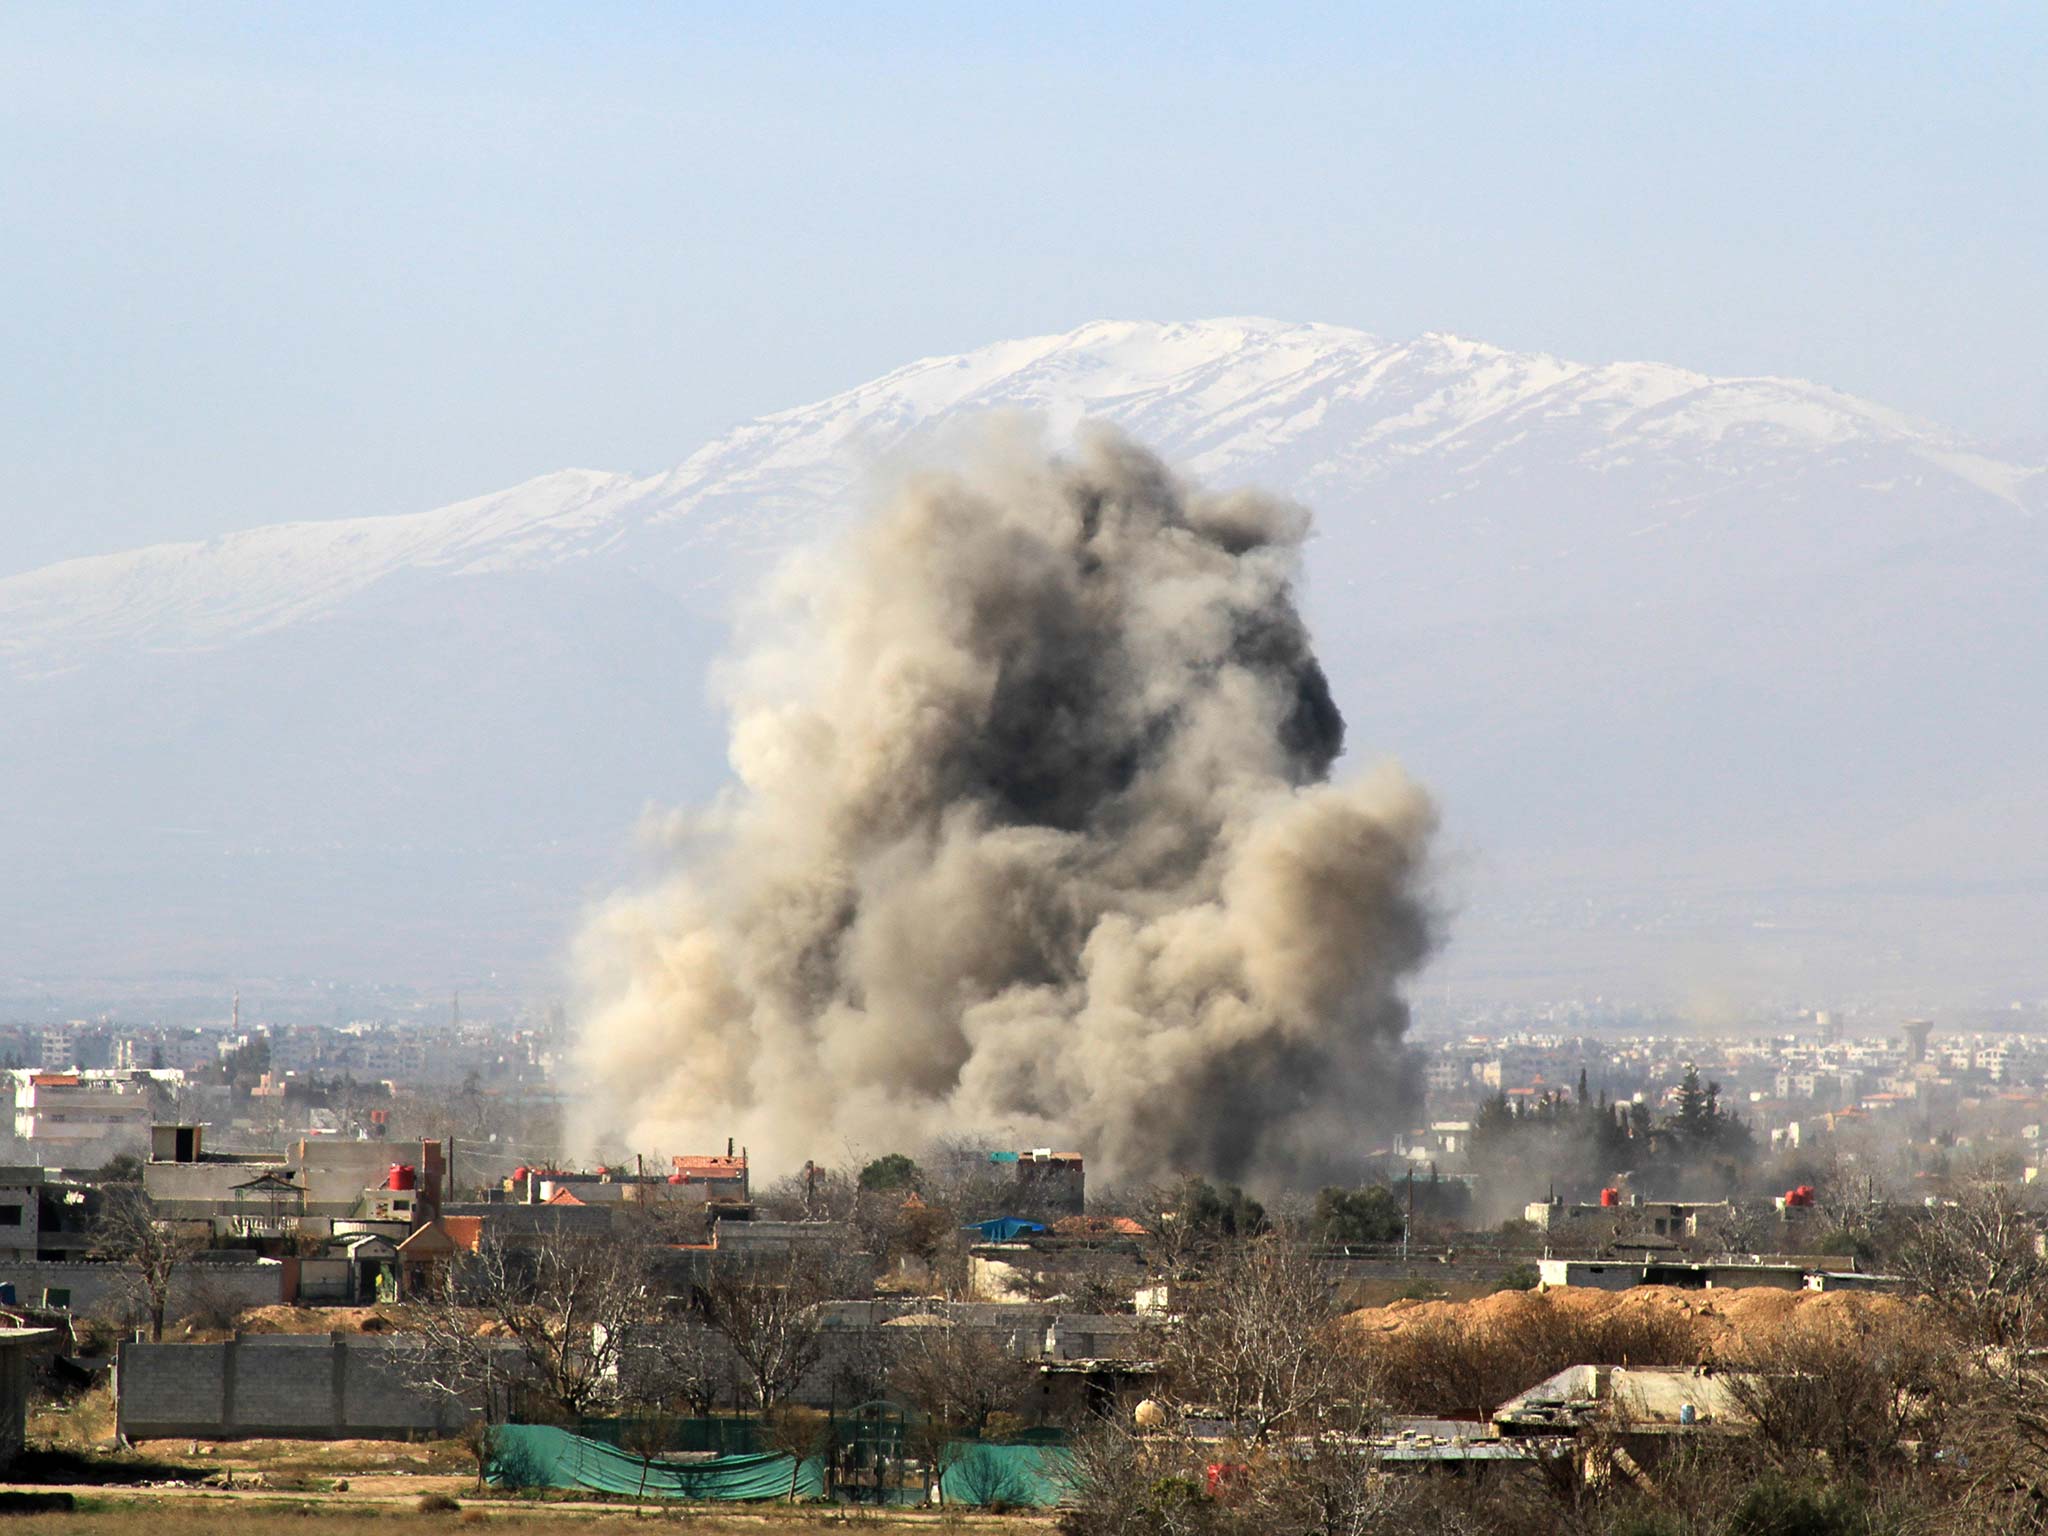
[0,1346,33,1470]
[115,1335,473,1440]
[0,1257,281,1320]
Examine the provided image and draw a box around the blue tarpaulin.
[963,1217,1047,1242]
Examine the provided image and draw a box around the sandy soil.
[1346,1281,1922,1347]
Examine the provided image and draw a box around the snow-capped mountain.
[5,318,2043,1002]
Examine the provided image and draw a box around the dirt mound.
[234,1305,403,1335]
[1346,1284,1923,1353]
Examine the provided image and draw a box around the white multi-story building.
[9,1069,182,1156]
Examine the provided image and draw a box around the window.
[0,1205,20,1226]
[42,1288,69,1309]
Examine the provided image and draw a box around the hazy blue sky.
[2,2,2042,576]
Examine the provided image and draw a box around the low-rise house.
[1495,1364,1753,1437]
[1523,1197,1732,1240]
[1537,1257,1906,1293]
[143,1123,446,1241]
[395,1216,482,1297]
[10,1070,177,1161]
[988,1150,1085,1215]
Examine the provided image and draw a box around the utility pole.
[1402,1165,1415,1263]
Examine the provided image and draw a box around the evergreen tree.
[1313,1185,1405,1245]
[1473,1090,1514,1140]
[1674,1064,1712,1140]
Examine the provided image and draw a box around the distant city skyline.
[2,3,2043,577]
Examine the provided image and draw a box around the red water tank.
[387,1163,418,1191]
[1600,1186,1620,1207]
[667,1172,686,1185]
[1205,1463,1248,1499]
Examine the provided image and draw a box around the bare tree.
[762,1404,830,1501]
[391,1266,520,1488]
[1359,1294,1703,1421]
[620,1407,683,1511]
[618,1313,725,1417]
[1693,1199,1780,1259]
[890,1316,1036,1505]
[1719,1309,1951,1474]
[823,1318,893,1411]
[1155,1239,1363,1444]
[398,1231,655,1423]
[1244,1435,1405,1536]
[1061,1397,1384,1536]
[177,1262,247,1335]
[890,1317,1034,1439]
[697,1249,838,1411]
[1895,1180,2048,1351]
[1059,1412,1169,1536]
[89,1187,202,1342]
[756,1162,859,1223]
[1893,1180,2048,1503]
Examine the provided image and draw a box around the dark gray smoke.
[571,422,1437,1186]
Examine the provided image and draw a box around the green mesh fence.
[487,1424,821,1500]
[938,1441,1076,1506]
[564,1415,765,1455]
[487,1422,1073,1506]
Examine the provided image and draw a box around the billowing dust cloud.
[571,423,1437,1187]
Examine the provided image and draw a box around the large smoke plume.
[571,423,1437,1187]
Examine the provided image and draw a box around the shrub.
[1725,1476,1874,1536]
[1814,1228,1876,1265]
[1495,1263,1541,1292]
[417,1491,463,1513]
[1719,1312,1950,1475]
[1362,1298,1704,1419]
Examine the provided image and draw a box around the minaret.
[1901,1019,1933,1066]
[232,990,240,1034]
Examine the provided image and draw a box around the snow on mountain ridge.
[1,317,2035,675]
[0,466,642,671]
[7,317,2046,995]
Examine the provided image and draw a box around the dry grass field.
[0,1504,1052,1534]
[13,1380,1051,1531]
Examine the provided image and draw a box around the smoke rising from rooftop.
[570,422,1437,1186]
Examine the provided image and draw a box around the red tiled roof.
[672,1155,747,1180]
[545,1189,586,1205]
[1051,1214,1150,1237]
